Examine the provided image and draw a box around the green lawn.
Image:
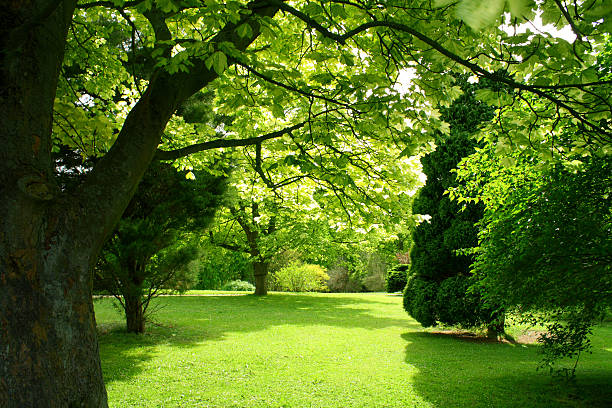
[95,292,612,407]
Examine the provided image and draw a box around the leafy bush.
[462,154,612,365]
[273,263,329,292]
[537,307,599,377]
[385,264,409,292]
[221,280,255,291]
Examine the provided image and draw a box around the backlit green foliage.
[455,149,612,373]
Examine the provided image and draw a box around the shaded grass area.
[95,293,612,408]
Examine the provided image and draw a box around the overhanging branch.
[77,0,146,9]
[237,62,359,112]
[154,121,307,160]
[273,0,610,141]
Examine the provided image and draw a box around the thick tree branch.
[76,1,281,242]
[8,0,76,52]
[18,0,64,29]
[155,121,306,160]
[209,231,245,253]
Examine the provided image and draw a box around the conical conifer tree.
[403,76,504,336]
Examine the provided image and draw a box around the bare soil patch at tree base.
[429,329,545,344]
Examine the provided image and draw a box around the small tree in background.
[403,77,504,337]
[96,162,225,333]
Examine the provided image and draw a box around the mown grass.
[94,292,612,408]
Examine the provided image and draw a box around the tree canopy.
[1,0,611,405]
[207,136,418,294]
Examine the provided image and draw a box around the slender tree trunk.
[124,293,145,334]
[121,266,146,334]
[486,313,506,340]
[253,261,269,296]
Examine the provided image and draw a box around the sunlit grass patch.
[96,292,612,408]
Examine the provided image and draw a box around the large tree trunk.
[253,261,269,296]
[0,1,109,406]
[0,228,109,407]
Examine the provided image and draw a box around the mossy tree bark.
[0,2,109,406]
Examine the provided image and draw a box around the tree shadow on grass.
[97,329,161,385]
[158,293,422,336]
[402,331,612,408]
[95,293,418,384]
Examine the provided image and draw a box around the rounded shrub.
[273,263,329,292]
[221,280,255,292]
[403,275,438,327]
[434,275,501,329]
[385,264,409,293]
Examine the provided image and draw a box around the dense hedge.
[403,275,438,327]
[404,274,499,329]
[385,264,409,293]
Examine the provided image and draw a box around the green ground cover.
[95,293,612,408]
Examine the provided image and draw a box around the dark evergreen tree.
[403,77,505,337]
[95,162,226,333]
